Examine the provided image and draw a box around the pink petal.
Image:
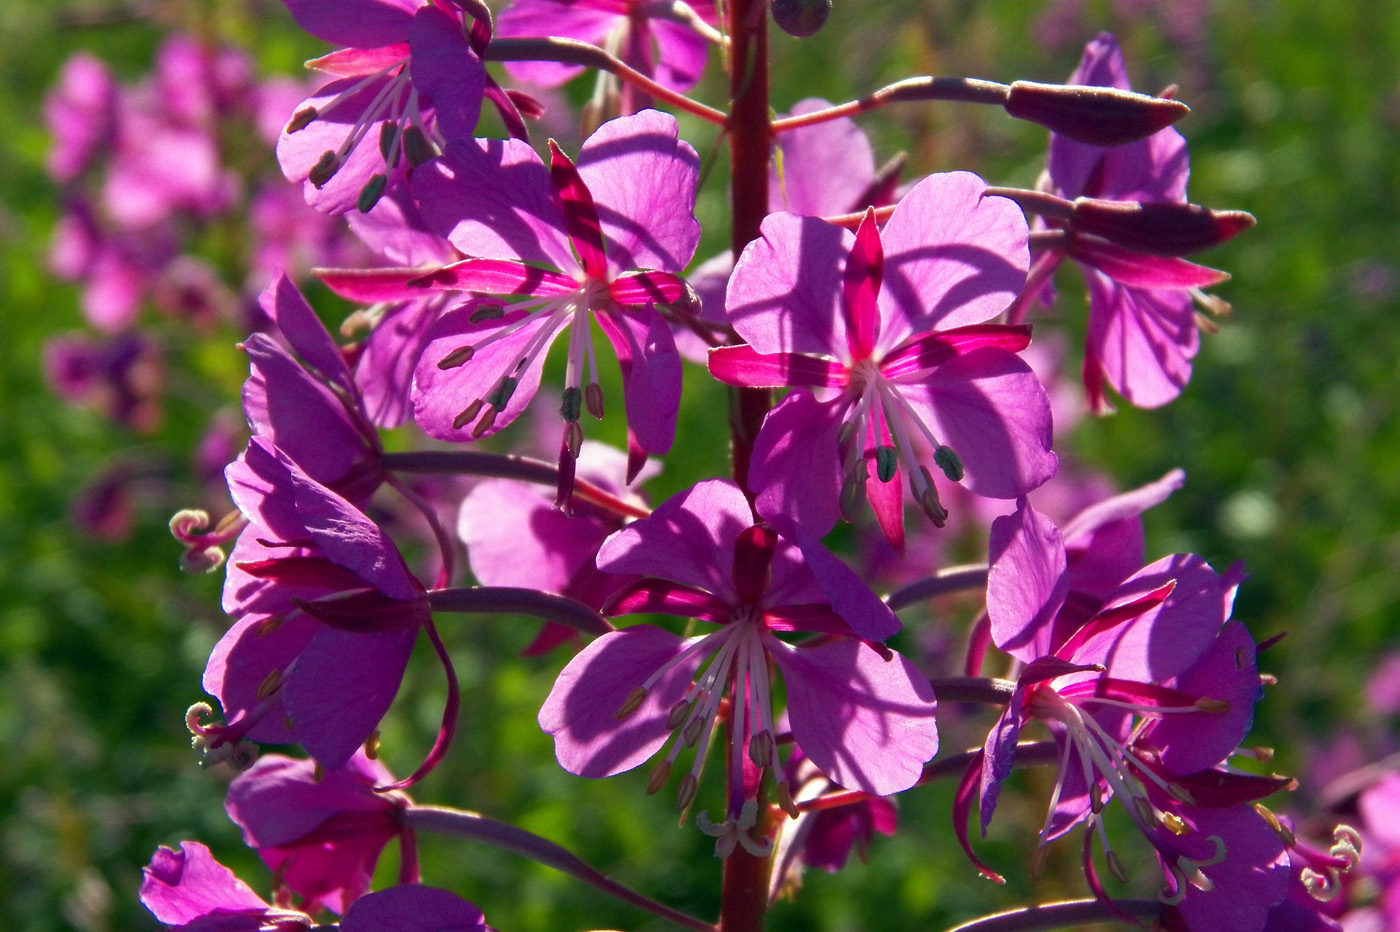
[576,110,702,277]
[877,172,1029,341]
[772,637,938,795]
[140,841,268,925]
[771,98,876,216]
[340,884,485,932]
[594,307,681,456]
[987,500,1069,663]
[708,344,847,389]
[1085,269,1199,409]
[749,391,847,539]
[538,626,703,778]
[1071,239,1228,289]
[282,0,418,47]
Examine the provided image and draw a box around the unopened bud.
[677,773,699,811]
[1004,80,1190,146]
[285,107,318,133]
[770,0,831,37]
[615,686,648,720]
[356,173,388,213]
[874,445,898,482]
[933,444,964,481]
[439,345,475,369]
[402,125,437,167]
[584,382,605,419]
[1071,197,1256,256]
[308,150,341,188]
[453,399,484,431]
[646,759,671,795]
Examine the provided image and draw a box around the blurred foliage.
[1,1,1398,930]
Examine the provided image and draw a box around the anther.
[839,469,867,523]
[285,107,318,133]
[666,699,691,729]
[470,406,498,439]
[1194,697,1230,713]
[836,419,858,446]
[308,150,341,188]
[364,730,381,760]
[487,376,519,410]
[933,445,964,481]
[257,669,283,700]
[748,730,774,768]
[914,467,948,526]
[775,780,798,819]
[378,121,398,161]
[402,125,436,167]
[1133,796,1155,824]
[615,686,647,720]
[1106,849,1130,883]
[312,762,325,783]
[677,773,699,811]
[438,345,475,369]
[1166,782,1196,806]
[357,173,388,213]
[1162,811,1188,836]
[452,400,483,430]
[564,421,583,459]
[684,714,707,747]
[874,445,898,482]
[469,303,506,324]
[256,615,284,636]
[584,382,605,419]
[645,759,671,795]
[560,386,583,422]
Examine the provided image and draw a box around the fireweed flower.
[539,479,937,852]
[407,109,700,497]
[226,750,410,914]
[200,437,432,770]
[276,0,488,215]
[141,841,313,931]
[968,498,1275,921]
[1035,32,1230,412]
[710,172,1057,548]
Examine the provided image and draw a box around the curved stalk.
[886,564,989,611]
[428,586,614,637]
[942,898,1161,932]
[770,77,1010,132]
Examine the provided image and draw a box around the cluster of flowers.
[42,1,1374,930]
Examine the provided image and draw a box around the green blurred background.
[2,1,1398,929]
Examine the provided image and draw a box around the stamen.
[470,406,498,438]
[487,376,519,410]
[874,445,897,482]
[286,107,318,133]
[775,779,798,819]
[452,400,483,430]
[839,468,867,522]
[470,304,506,324]
[1106,849,1130,883]
[256,615,283,636]
[646,759,672,795]
[357,173,388,213]
[677,773,699,811]
[308,151,341,188]
[933,444,964,481]
[1161,811,1188,835]
[615,686,648,720]
[667,699,691,729]
[258,669,283,700]
[561,385,582,422]
[585,382,605,419]
[364,730,381,759]
[438,345,475,369]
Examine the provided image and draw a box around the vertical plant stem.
[721,5,776,930]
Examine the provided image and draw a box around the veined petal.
[283,0,419,49]
[576,110,702,277]
[749,391,847,539]
[708,344,847,389]
[608,270,691,306]
[987,499,1069,663]
[772,637,938,796]
[877,172,1029,342]
[539,626,703,778]
[407,5,484,145]
[1085,269,1199,409]
[307,43,412,78]
[141,841,270,925]
[318,266,444,303]
[842,208,883,361]
[594,308,681,457]
[603,578,732,623]
[259,273,356,396]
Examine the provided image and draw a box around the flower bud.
[771,0,832,37]
[1004,80,1189,146]
[1071,198,1256,256]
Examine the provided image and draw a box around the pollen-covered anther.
[646,759,672,795]
[615,686,648,720]
[560,386,583,422]
[1194,696,1230,713]
[1162,811,1188,836]
[1106,849,1130,884]
[286,107,318,133]
[584,382,605,419]
[933,444,964,482]
[1330,825,1363,869]
[364,730,381,760]
[874,446,898,482]
[308,150,341,188]
[470,304,505,324]
[1302,866,1342,902]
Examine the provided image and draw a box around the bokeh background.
[2,1,1398,929]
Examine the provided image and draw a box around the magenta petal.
[987,499,1069,663]
[284,627,418,770]
[1071,239,1228,289]
[1142,620,1260,773]
[276,76,403,215]
[226,752,392,849]
[340,885,485,932]
[594,307,680,456]
[1167,807,1289,932]
[409,257,579,296]
[727,213,853,357]
[905,349,1058,499]
[412,136,575,271]
[576,110,701,276]
[779,525,901,641]
[749,391,846,539]
[538,626,702,778]
[495,2,615,87]
[357,296,445,428]
[282,0,418,47]
[1085,270,1198,409]
[771,98,875,216]
[140,841,269,925]
[596,478,752,600]
[258,273,355,395]
[608,270,690,306]
[772,637,938,795]
[407,5,485,145]
[877,172,1029,341]
[842,210,883,361]
[549,141,609,280]
[979,696,1026,832]
[318,267,439,304]
[410,304,553,442]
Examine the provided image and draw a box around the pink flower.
[539,479,937,827]
[710,172,1057,548]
